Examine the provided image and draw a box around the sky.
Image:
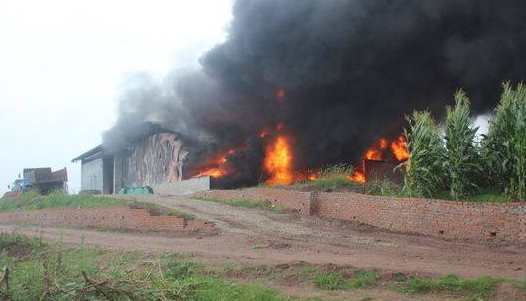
[0,0,233,194]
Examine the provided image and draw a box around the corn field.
[404,83,526,201]
[443,90,482,200]
[404,111,445,198]
[482,83,526,200]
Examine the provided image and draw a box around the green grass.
[364,180,404,197]
[393,274,501,297]
[305,177,360,192]
[0,233,293,301]
[513,279,526,290]
[0,232,47,259]
[0,190,127,212]
[313,270,380,290]
[295,164,363,192]
[313,271,346,290]
[196,196,286,213]
[0,191,197,219]
[1,233,523,301]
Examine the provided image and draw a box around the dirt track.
[2,194,525,278]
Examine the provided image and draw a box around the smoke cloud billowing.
[104,0,526,186]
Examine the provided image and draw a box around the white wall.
[81,158,103,192]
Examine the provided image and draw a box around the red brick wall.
[195,188,313,215]
[0,206,214,232]
[314,192,526,243]
[199,189,526,243]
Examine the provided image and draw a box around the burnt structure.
[364,160,404,185]
[73,132,188,194]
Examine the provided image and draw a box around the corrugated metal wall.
[81,158,103,192]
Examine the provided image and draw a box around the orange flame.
[391,135,409,161]
[379,138,388,149]
[193,152,231,179]
[217,156,227,164]
[365,148,383,161]
[349,170,365,184]
[264,136,293,185]
[259,128,270,138]
[276,88,285,100]
[194,168,225,178]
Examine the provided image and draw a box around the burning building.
[73,131,193,194]
[94,0,526,189]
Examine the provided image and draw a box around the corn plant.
[482,83,526,200]
[403,111,445,198]
[443,90,482,199]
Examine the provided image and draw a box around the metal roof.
[71,145,103,162]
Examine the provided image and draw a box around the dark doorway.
[102,155,114,194]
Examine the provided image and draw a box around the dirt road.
[2,194,525,278]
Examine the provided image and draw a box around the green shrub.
[482,83,526,200]
[443,90,482,199]
[403,111,445,198]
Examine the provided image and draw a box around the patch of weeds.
[0,232,47,259]
[166,210,196,219]
[365,180,403,197]
[296,164,363,192]
[111,251,141,267]
[197,196,286,213]
[294,265,319,273]
[394,274,500,298]
[313,271,346,290]
[0,190,127,213]
[220,263,234,275]
[223,199,285,213]
[347,270,380,289]
[251,244,266,250]
[160,252,202,278]
[512,278,526,290]
[0,233,293,301]
[302,298,324,301]
[243,264,275,274]
[313,269,380,291]
[191,276,288,301]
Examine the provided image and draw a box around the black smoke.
[104,0,526,187]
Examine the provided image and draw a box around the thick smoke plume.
[104,0,526,187]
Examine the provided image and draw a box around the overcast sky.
[0,0,233,194]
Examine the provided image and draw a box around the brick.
[198,188,526,243]
[0,206,214,233]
